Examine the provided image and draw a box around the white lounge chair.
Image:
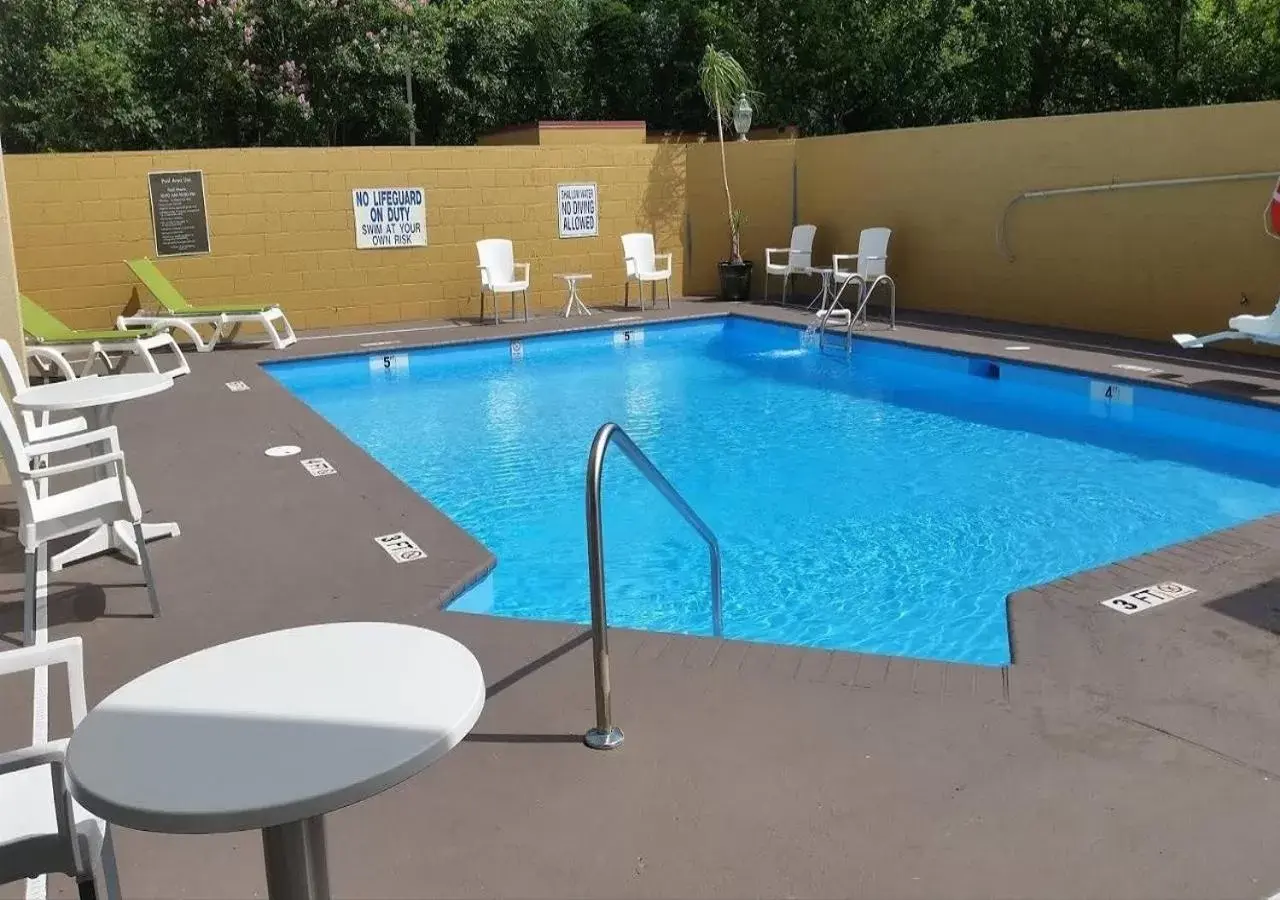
[0,388,159,646]
[1174,301,1280,348]
[476,238,531,324]
[0,340,88,446]
[621,232,673,310]
[765,224,817,304]
[821,227,896,329]
[0,638,122,900]
[119,257,296,352]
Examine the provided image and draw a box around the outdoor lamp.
[732,94,752,140]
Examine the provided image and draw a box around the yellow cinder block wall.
[5,144,688,331]
[11,99,1280,345]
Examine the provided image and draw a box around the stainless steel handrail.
[998,169,1280,261]
[584,422,723,751]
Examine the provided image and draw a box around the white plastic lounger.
[22,295,190,379]
[119,257,296,352]
[1174,301,1280,348]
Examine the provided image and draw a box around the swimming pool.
[267,316,1280,666]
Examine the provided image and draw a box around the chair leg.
[133,523,161,619]
[665,278,672,309]
[623,281,629,309]
[22,549,36,646]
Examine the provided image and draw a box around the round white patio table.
[64,622,486,900]
[555,273,594,318]
[13,372,177,571]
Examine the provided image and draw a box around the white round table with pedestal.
[64,622,486,900]
[13,372,178,571]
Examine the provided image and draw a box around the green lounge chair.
[120,257,297,352]
[21,294,190,378]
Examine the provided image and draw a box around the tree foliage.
[3,0,1280,151]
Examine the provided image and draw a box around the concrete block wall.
[5,144,688,331]
[11,99,1280,345]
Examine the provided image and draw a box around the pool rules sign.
[557,183,598,238]
[352,188,427,249]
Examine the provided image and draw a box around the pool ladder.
[813,274,897,352]
[584,422,722,751]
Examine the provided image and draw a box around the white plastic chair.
[0,341,89,445]
[0,637,122,900]
[765,224,817,304]
[476,239,531,324]
[621,233,673,310]
[824,227,896,329]
[0,390,159,646]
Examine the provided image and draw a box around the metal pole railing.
[998,169,1280,261]
[584,422,723,751]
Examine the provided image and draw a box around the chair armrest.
[832,254,859,275]
[765,248,789,263]
[26,346,78,381]
[30,450,125,480]
[0,637,87,725]
[515,262,531,279]
[26,426,121,459]
[0,637,84,678]
[0,740,69,777]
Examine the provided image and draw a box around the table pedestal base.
[51,520,181,572]
[263,816,330,900]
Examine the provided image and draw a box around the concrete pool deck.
[3,300,1280,899]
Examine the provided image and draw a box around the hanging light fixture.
[732,93,753,141]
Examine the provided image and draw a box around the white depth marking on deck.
[1003,345,1032,351]
[374,532,427,563]
[301,457,337,477]
[1113,362,1162,374]
[608,315,644,323]
[1101,582,1197,615]
[296,322,468,342]
[224,380,250,392]
[25,545,49,900]
[358,339,402,348]
[265,445,302,458]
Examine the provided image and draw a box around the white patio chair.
[0,637,122,900]
[822,227,896,329]
[0,340,89,446]
[765,224,817,304]
[621,233,673,310]
[0,391,159,646]
[476,239,531,324]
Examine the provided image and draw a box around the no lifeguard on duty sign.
[352,187,427,249]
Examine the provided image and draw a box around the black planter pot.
[717,260,754,301]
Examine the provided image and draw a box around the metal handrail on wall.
[997,169,1280,262]
[584,422,723,751]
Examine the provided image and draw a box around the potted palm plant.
[698,45,758,302]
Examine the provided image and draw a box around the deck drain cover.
[265,445,301,458]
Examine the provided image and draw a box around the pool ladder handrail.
[584,422,723,751]
[815,275,897,351]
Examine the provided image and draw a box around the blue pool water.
[267,317,1280,666]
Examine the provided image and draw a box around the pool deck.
[4,300,1280,899]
